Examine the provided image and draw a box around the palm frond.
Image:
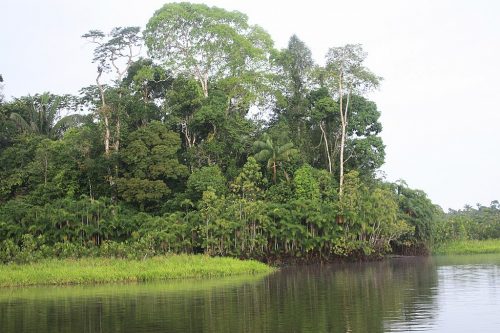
[9,112,33,133]
[254,149,271,162]
[51,114,87,137]
[253,140,271,151]
[277,142,295,155]
[281,148,299,160]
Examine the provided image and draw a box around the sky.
[1,0,499,210]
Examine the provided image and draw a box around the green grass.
[433,239,500,255]
[0,254,275,287]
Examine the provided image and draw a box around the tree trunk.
[96,70,111,157]
[338,76,345,197]
[319,121,332,173]
[114,112,121,153]
[272,160,277,183]
[103,111,111,156]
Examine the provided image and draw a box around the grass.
[0,254,275,287]
[432,239,500,255]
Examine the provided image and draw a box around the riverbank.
[0,255,275,287]
[432,239,500,255]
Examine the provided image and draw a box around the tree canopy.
[0,2,467,264]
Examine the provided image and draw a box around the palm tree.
[9,92,85,138]
[253,134,298,183]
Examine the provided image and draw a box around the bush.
[100,240,128,258]
[0,239,19,264]
[53,242,92,258]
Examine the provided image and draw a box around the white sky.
[1,0,499,210]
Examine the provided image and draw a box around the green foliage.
[253,134,298,183]
[7,93,84,139]
[396,184,439,245]
[0,6,450,264]
[118,121,188,209]
[230,157,266,200]
[121,121,187,180]
[116,178,170,208]
[435,201,500,244]
[187,166,227,200]
[145,2,273,98]
[293,164,320,201]
[433,239,500,255]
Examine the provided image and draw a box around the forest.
[0,2,497,264]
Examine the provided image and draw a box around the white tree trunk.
[338,76,345,197]
[319,121,332,174]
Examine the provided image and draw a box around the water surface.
[1,254,499,332]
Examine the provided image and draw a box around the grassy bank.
[0,255,275,287]
[433,239,500,255]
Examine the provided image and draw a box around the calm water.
[1,255,500,333]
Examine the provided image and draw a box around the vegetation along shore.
[433,239,500,256]
[1,3,499,272]
[0,255,273,287]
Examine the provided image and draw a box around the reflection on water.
[1,255,500,333]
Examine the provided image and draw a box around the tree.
[166,77,205,151]
[396,182,438,246]
[186,165,226,201]
[117,121,188,210]
[293,164,320,201]
[309,92,339,174]
[273,35,315,160]
[344,95,385,175]
[122,58,172,105]
[82,27,142,156]
[274,35,313,121]
[230,157,266,200]
[325,44,381,196]
[144,2,273,99]
[8,93,84,139]
[253,134,298,183]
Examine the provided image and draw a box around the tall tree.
[273,35,315,157]
[144,2,273,100]
[82,27,142,156]
[275,35,313,117]
[325,44,381,196]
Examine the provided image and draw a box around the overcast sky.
[2,0,499,210]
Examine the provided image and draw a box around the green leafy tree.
[117,121,188,210]
[253,134,298,183]
[396,181,439,247]
[309,92,339,173]
[230,157,266,200]
[293,164,320,201]
[273,35,314,152]
[364,187,413,250]
[186,165,226,201]
[343,95,385,175]
[324,44,381,196]
[145,2,273,99]
[82,26,142,156]
[9,93,84,139]
[122,58,171,103]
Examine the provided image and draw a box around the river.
[1,254,499,332]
